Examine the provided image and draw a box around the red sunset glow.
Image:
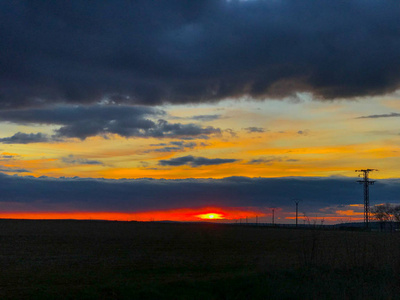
[0,207,263,222]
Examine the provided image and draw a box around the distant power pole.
[294,199,301,228]
[356,169,377,229]
[272,208,275,225]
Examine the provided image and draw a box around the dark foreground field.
[0,220,400,299]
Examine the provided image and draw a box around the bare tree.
[371,203,392,222]
[371,203,399,231]
[392,206,400,223]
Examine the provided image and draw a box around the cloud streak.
[190,115,222,122]
[159,155,238,167]
[0,167,29,173]
[248,156,298,165]
[61,155,103,166]
[357,112,400,119]
[146,141,198,153]
[1,1,400,109]
[244,127,265,133]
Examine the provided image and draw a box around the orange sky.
[0,97,398,224]
[1,98,398,180]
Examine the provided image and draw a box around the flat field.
[0,220,399,299]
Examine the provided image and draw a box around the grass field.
[0,220,399,299]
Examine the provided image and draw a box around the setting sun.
[196,213,225,220]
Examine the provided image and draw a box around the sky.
[0,0,399,223]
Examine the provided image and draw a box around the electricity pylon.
[355,169,377,229]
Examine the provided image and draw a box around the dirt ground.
[0,219,399,299]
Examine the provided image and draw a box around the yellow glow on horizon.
[196,213,225,220]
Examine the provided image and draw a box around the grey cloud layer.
[0,174,397,213]
[0,106,221,141]
[1,1,400,109]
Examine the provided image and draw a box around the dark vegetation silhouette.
[371,203,400,232]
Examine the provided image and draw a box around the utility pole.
[294,199,301,228]
[355,169,377,229]
[272,208,275,225]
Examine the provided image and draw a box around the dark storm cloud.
[0,132,50,144]
[357,112,400,119]
[0,106,221,140]
[159,155,238,167]
[0,105,161,124]
[61,155,103,166]
[1,1,400,109]
[0,174,397,214]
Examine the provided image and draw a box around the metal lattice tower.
[355,169,377,229]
